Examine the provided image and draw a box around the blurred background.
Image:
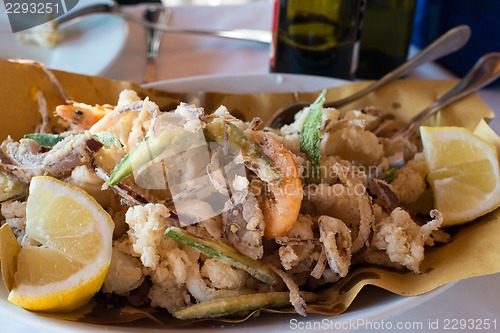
[116,0,500,82]
[118,0,265,4]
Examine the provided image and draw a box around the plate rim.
[142,72,350,93]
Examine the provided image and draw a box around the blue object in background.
[412,0,500,84]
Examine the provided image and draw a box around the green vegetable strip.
[92,132,120,148]
[24,133,68,147]
[107,129,192,186]
[384,167,397,182]
[204,121,282,184]
[165,226,278,285]
[172,291,319,320]
[299,89,327,179]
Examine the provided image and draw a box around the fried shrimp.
[55,101,113,130]
[249,131,304,238]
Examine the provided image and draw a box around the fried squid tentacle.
[318,215,352,277]
[270,265,307,317]
[332,163,374,257]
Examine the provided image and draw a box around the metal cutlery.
[264,25,472,128]
[56,2,271,44]
[391,52,500,141]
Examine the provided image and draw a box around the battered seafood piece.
[318,215,352,277]
[276,215,315,271]
[368,208,443,273]
[222,186,265,260]
[0,133,96,181]
[390,153,428,205]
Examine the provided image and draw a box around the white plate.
[143,73,350,93]
[0,1,128,76]
[0,73,455,333]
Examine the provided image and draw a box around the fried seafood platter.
[1,61,500,327]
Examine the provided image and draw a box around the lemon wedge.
[421,126,500,227]
[8,176,114,312]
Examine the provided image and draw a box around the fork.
[385,52,500,168]
[390,52,500,141]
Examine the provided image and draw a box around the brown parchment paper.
[203,79,494,131]
[0,59,185,140]
[1,59,499,326]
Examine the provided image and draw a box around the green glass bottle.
[356,0,416,79]
[270,0,364,80]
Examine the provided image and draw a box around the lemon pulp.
[421,126,500,226]
[8,176,114,312]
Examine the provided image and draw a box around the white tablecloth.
[1,2,500,332]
